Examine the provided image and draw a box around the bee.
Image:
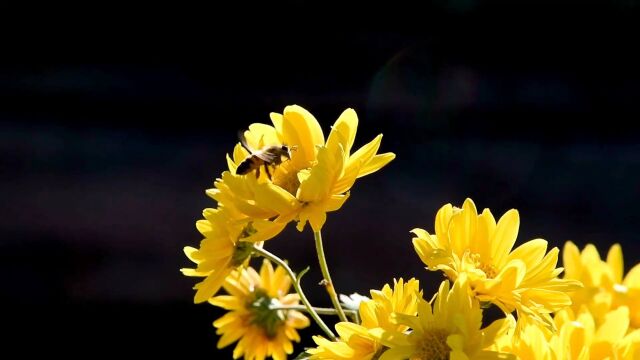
[235,132,292,180]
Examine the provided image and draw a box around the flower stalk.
[268,304,359,321]
[251,244,337,340]
[314,230,349,323]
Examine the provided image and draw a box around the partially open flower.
[563,241,640,328]
[181,207,284,303]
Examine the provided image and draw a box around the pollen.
[271,160,302,195]
[470,253,498,279]
[411,328,450,360]
[478,262,498,279]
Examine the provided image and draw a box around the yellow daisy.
[210,105,395,232]
[372,276,514,360]
[209,259,310,360]
[181,207,283,303]
[307,278,421,359]
[554,307,640,360]
[508,307,640,360]
[563,241,640,328]
[504,321,554,360]
[412,198,582,328]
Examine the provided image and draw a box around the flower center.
[411,328,450,360]
[469,253,498,279]
[478,262,498,279]
[271,160,302,195]
[247,289,285,339]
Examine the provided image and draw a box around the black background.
[2,2,640,357]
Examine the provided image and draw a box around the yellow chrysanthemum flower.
[504,320,554,360]
[555,307,640,360]
[209,259,310,360]
[372,276,514,360]
[412,198,582,328]
[181,207,283,303]
[210,105,395,232]
[563,241,640,328]
[508,307,640,360]
[307,278,421,360]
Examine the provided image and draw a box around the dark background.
[2,2,640,357]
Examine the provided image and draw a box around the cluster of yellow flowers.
[182,105,640,359]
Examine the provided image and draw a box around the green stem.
[270,304,358,319]
[314,230,349,323]
[252,244,336,340]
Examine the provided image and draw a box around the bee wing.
[254,149,280,163]
[238,130,253,152]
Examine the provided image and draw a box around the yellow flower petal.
[562,241,583,280]
[326,108,358,155]
[435,203,455,245]
[298,145,344,202]
[345,134,383,178]
[491,209,520,268]
[412,236,452,270]
[193,266,231,303]
[245,122,280,149]
[252,180,298,215]
[522,247,561,285]
[282,105,324,167]
[297,203,327,232]
[595,306,629,343]
[623,263,640,287]
[332,160,361,195]
[607,244,624,284]
[507,239,548,276]
[474,209,497,260]
[449,198,479,255]
[356,152,396,178]
[241,219,288,243]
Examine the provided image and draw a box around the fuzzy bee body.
[235,133,292,179]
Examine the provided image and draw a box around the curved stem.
[252,244,336,340]
[314,230,349,323]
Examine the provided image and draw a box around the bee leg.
[255,166,261,179]
[264,163,272,180]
